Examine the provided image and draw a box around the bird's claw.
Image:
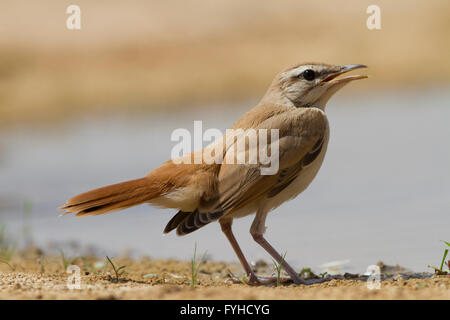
[226,273,332,286]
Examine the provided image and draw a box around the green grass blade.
[190,243,207,287]
[439,249,448,272]
[106,256,115,271]
[0,259,15,271]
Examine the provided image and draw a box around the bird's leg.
[250,209,326,285]
[220,220,260,284]
[251,232,306,285]
[251,232,330,285]
[221,220,280,285]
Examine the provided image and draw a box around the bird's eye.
[302,69,315,81]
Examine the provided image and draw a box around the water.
[1,88,449,273]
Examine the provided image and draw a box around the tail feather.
[60,177,158,217]
[163,211,190,234]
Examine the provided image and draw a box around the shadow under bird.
[61,62,367,285]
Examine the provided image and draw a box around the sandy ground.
[0,251,448,300]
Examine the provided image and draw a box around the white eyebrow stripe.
[282,65,316,80]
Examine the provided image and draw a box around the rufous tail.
[60,177,158,217]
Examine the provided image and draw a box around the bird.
[60,62,367,285]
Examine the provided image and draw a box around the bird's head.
[262,62,368,109]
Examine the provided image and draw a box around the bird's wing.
[173,107,327,235]
[212,107,328,215]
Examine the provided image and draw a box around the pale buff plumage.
[61,62,367,285]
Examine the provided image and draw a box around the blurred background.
[0,0,449,273]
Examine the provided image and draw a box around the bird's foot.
[226,273,332,286]
[296,277,332,285]
[226,274,287,286]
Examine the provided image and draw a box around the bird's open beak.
[320,64,368,85]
